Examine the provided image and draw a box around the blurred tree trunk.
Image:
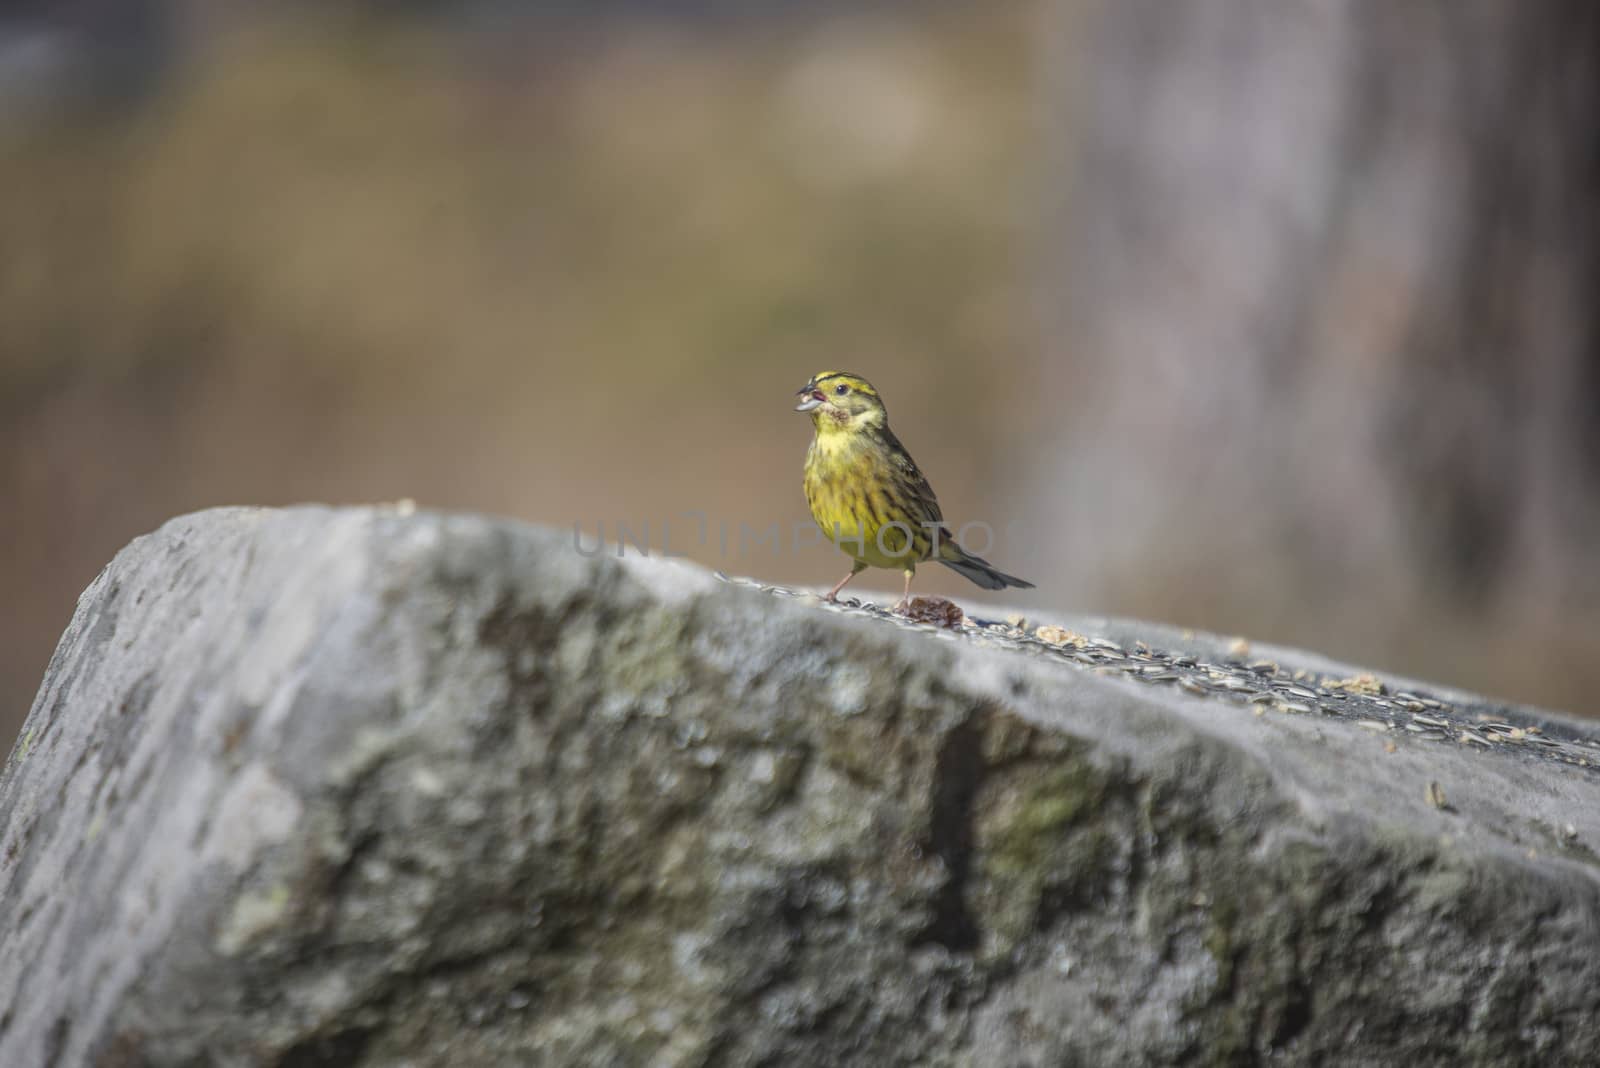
[1020,0,1600,706]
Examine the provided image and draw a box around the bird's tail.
[936,542,1035,591]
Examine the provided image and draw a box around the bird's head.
[794,371,887,433]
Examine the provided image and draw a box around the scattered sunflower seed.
[725,576,1600,775]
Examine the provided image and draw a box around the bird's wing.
[879,426,944,527]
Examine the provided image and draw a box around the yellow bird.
[795,371,1034,609]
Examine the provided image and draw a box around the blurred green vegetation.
[1,5,1037,739]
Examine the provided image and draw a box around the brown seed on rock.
[902,596,965,629]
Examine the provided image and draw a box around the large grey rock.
[3,506,1599,1067]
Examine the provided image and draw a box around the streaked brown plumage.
[794,370,1034,609]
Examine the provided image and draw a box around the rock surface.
[3,506,1600,1067]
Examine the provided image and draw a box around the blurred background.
[2,0,1597,746]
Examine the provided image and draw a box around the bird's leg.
[824,562,867,602]
[892,568,915,613]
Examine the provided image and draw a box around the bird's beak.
[794,386,824,413]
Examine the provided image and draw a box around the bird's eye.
[834,384,849,396]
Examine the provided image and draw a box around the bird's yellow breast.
[803,431,921,569]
